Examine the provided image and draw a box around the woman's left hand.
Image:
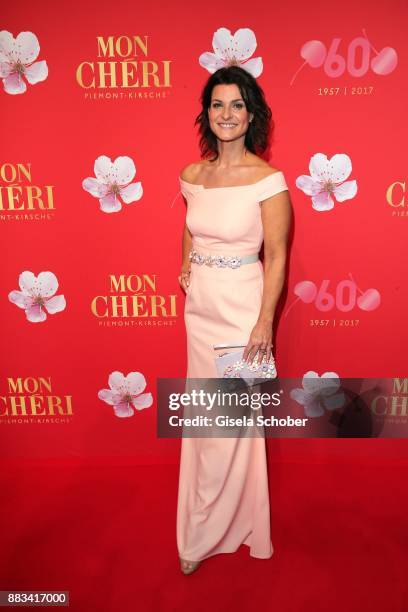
[243,319,274,365]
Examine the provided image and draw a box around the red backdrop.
[2,0,407,466]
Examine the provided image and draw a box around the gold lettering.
[131,294,148,316]
[91,292,177,317]
[76,62,95,88]
[122,61,138,88]
[7,376,52,394]
[392,378,408,394]
[109,274,157,293]
[111,295,128,317]
[371,395,387,415]
[389,395,408,417]
[98,61,117,88]
[5,185,24,210]
[91,296,108,317]
[97,35,149,58]
[386,182,405,208]
[97,36,115,57]
[26,185,46,209]
[141,61,161,87]
[0,162,32,183]
[116,36,132,57]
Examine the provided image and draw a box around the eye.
[211,102,245,109]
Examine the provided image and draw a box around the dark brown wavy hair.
[194,65,274,161]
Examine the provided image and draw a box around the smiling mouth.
[218,123,237,128]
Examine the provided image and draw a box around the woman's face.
[208,83,253,142]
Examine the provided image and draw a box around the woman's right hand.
[178,268,191,293]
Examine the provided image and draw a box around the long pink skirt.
[176,258,273,562]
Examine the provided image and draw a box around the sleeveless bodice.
[179,170,288,255]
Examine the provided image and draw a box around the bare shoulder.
[256,160,281,179]
[246,155,281,180]
[179,162,203,183]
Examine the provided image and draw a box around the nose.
[220,106,232,120]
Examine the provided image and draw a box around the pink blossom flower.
[98,371,153,418]
[0,31,48,95]
[296,153,358,211]
[8,271,66,323]
[199,27,263,78]
[82,155,143,213]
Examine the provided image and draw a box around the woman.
[177,65,292,575]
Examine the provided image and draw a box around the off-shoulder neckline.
[179,169,283,191]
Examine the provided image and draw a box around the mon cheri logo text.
[92,274,177,326]
[386,179,408,217]
[0,376,73,424]
[0,163,55,221]
[76,36,171,100]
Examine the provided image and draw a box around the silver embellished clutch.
[213,342,277,386]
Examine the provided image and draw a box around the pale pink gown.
[177,170,289,562]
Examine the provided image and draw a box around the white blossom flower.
[296,153,357,211]
[199,27,263,77]
[8,271,66,322]
[290,371,345,417]
[0,31,48,95]
[98,371,153,417]
[82,155,143,213]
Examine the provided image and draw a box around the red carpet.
[1,453,407,612]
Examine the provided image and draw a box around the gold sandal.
[179,557,201,575]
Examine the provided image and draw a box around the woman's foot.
[179,557,201,575]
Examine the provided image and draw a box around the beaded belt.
[189,248,259,269]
